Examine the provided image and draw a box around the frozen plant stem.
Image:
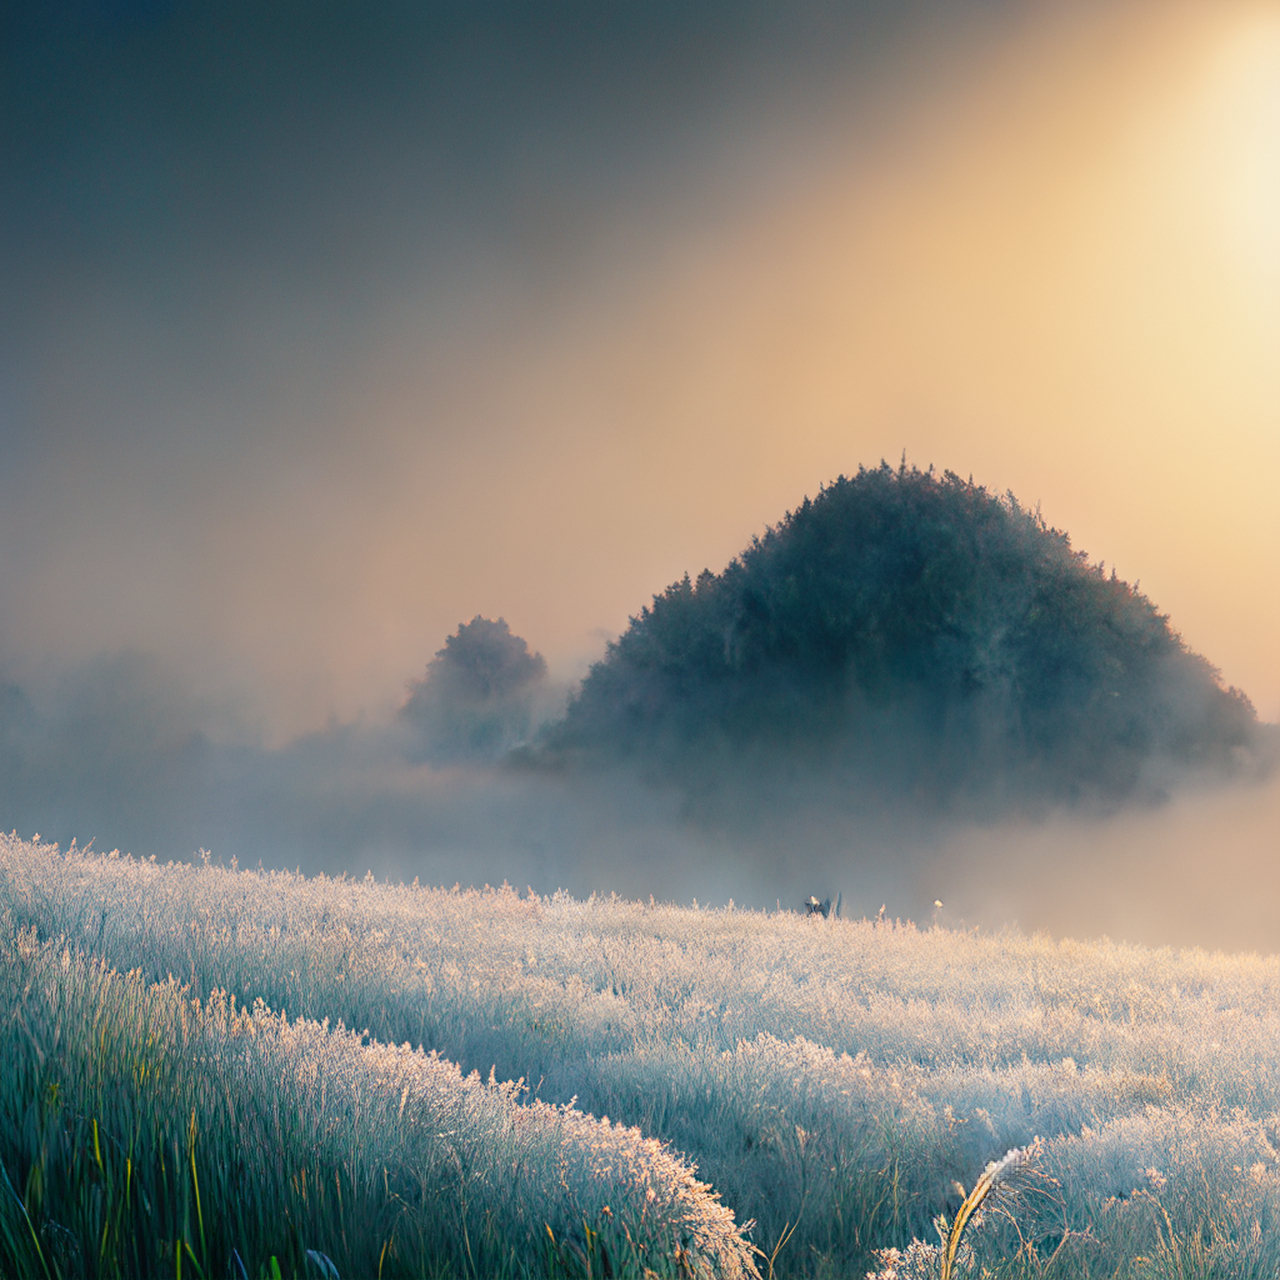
[940,1141,1040,1280]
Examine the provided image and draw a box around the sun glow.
[4,0,1276,736]
[1114,7,1280,310]
[1208,13,1280,297]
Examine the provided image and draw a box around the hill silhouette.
[544,463,1260,815]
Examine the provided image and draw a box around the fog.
[1,644,1276,955]
[924,774,1280,953]
[2,0,1277,951]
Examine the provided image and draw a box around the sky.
[2,0,1276,741]
[1,0,1278,943]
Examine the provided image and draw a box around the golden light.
[1205,12,1280,299]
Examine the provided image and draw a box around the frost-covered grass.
[5,834,1280,1277]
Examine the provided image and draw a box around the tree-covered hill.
[544,463,1260,812]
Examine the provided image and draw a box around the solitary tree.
[401,617,548,762]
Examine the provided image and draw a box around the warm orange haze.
[0,0,1276,951]
[3,0,1276,732]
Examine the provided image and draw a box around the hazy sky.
[3,0,1277,743]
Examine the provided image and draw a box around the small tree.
[401,617,547,762]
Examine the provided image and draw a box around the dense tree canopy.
[547,463,1258,811]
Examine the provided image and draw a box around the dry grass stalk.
[940,1139,1041,1280]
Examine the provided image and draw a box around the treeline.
[540,463,1259,813]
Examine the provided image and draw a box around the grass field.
[4,833,1280,1278]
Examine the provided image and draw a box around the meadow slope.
[4,835,1280,1277]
